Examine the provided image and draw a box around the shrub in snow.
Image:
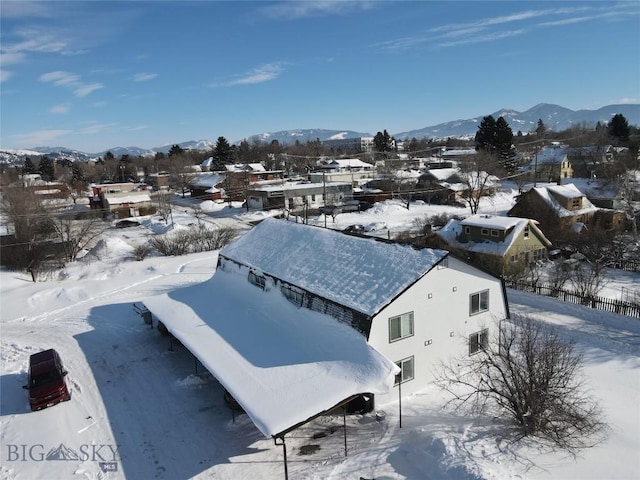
[438,314,608,453]
[132,243,153,261]
[149,226,237,256]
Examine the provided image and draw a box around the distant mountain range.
[1,103,638,164]
[394,103,640,140]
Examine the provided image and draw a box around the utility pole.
[323,170,327,228]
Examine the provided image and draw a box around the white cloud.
[74,83,103,97]
[260,0,377,20]
[128,125,148,131]
[0,70,12,83]
[11,129,72,146]
[48,104,70,114]
[133,73,158,82]
[0,1,58,18]
[436,29,526,48]
[39,70,103,97]
[0,51,25,66]
[80,122,118,135]
[214,63,285,87]
[375,6,606,52]
[40,71,80,86]
[617,97,638,104]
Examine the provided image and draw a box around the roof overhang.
[142,270,399,438]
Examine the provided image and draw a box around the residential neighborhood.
[1,113,639,480]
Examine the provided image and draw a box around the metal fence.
[506,280,640,319]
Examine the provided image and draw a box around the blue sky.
[1,1,639,153]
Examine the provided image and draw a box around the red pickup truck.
[23,349,71,411]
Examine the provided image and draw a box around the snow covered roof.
[143,270,399,438]
[562,179,618,199]
[219,218,448,317]
[460,214,523,230]
[323,158,373,169]
[190,173,226,188]
[225,163,266,172]
[546,183,584,199]
[424,168,459,181]
[531,184,598,217]
[438,215,550,256]
[530,145,568,165]
[250,181,351,193]
[441,149,476,157]
[103,192,151,205]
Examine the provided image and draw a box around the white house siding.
[369,256,508,404]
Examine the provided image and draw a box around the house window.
[490,229,499,237]
[511,254,518,263]
[394,356,415,384]
[464,226,470,235]
[469,329,489,355]
[389,312,414,342]
[248,271,266,290]
[572,198,581,209]
[481,228,489,236]
[523,225,530,238]
[311,194,316,202]
[281,284,304,307]
[469,290,489,315]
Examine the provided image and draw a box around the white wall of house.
[369,255,508,405]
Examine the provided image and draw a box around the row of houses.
[431,182,627,276]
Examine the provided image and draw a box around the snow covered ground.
[1,193,639,480]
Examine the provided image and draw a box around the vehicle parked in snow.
[23,349,71,411]
[364,222,387,232]
[343,224,365,235]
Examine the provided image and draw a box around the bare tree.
[47,213,106,262]
[567,260,609,302]
[0,186,54,269]
[458,152,498,214]
[438,315,607,453]
[153,192,173,224]
[547,260,571,297]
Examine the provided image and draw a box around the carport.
[142,270,399,479]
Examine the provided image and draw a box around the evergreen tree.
[71,162,84,181]
[474,115,497,152]
[104,151,115,162]
[213,136,233,170]
[535,119,546,138]
[608,113,630,143]
[168,144,185,157]
[38,156,55,181]
[23,157,37,174]
[373,129,394,154]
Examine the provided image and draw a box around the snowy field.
[1,193,639,480]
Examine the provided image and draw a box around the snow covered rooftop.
[323,158,373,169]
[250,181,351,193]
[225,163,266,172]
[546,183,584,199]
[143,270,399,438]
[438,215,550,256]
[423,168,459,181]
[104,192,151,205]
[190,173,226,188]
[460,214,522,230]
[530,145,568,165]
[531,184,598,218]
[219,218,448,317]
